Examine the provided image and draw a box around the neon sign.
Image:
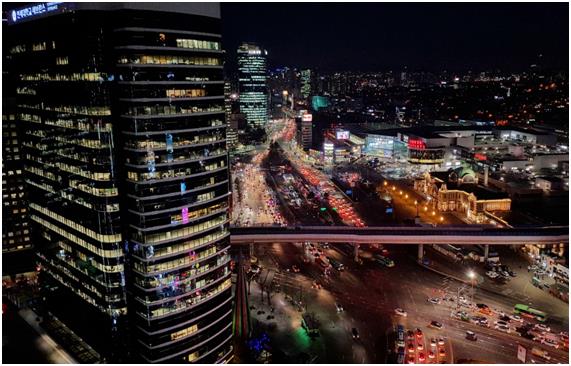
[474,153,487,161]
[11,2,63,23]
[408,138,426,150]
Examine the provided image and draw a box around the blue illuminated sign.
[11,2,63,23]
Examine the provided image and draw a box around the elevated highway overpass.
[229,225,568,245]
[230,225,568,261]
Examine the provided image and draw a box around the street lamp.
[467,271,476,303]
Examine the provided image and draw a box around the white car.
[394,308,408,317]
[510,314,524,323]
[534,324,551,333]
[495,324,511,333]
[336,303,344,313]
[486,271,498,278]
[541,338,560,349]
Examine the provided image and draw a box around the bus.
[396,325,405,348]
[374,254,395,268]
[396,348,405,364]
[514,304,548,322]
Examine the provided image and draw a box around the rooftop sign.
[10,2,64,23]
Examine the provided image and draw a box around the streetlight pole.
[467,271,475,304]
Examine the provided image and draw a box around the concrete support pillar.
[418,243,424,262]
[249,243,254,258]
[483,166,489,187]
[484,244,490,261]
[353,243,360,263]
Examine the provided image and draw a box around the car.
[486,271,498,278]
[418,353,425,362]
[415,328,423,338]
[335,303,344,313]
[466,331,478,341]
[510,314,524,323]
[291,264,300,273]
[438,348,446,357]
[508,270,517,277]
[499,315,511,323]
[534,324,551,333]
[541,338,560,349]
[427,297,441,304]
[352,328,360,339]
[478,320,490,328]
[437,338,445,346]
[495,324,511,333]
[428,351,435,359]
[395,308,408,317]
[407,343,416,353]
[430,321,443,329]
[495,320,509,326]
[407,356,415,364]
[407,330,415,340]
[249,264,261,274]
[417,343,424,351]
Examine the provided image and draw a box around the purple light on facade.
[182,207,189,224]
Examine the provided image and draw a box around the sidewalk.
[18,308,77,364]
[247,280,326,363]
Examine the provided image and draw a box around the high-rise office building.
[2,45,31,255]
[300,69,312,100]
[6,3,232,363]
[237,42,268,128]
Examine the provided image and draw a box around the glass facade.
[6,4,232,363]
[2,55,31,254]
[238,43,268,128]
[116,17,233,365]
[7,11,128,360]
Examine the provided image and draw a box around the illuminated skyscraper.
[300,69,312,100]
[6,3,232,363]
[237,42,268,128]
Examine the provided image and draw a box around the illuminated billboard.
[302,114,313,122]
[336,130,350,140]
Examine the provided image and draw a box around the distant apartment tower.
[238,42,268,128]
[300,69,312,99]
[6,3,232,363]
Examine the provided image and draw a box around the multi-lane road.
[248,242,569,364]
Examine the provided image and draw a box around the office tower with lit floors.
[237,42,268,128]
[5,2,233,363]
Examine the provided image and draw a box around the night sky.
[221,2,569,72]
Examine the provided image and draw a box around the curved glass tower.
[115,10,233,364]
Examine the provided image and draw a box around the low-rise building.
[414,169,511,223]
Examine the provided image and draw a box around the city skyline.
[2,1,569,365]
[222,2,568,72]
